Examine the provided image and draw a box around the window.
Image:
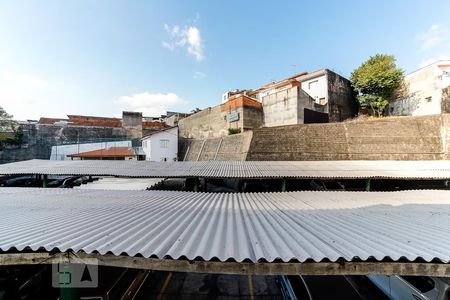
[401,276,435,293]
[160,139,169,148]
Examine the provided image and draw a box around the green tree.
[0,106,18,149]
[350,54,404,117]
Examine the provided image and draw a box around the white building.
[389,60,450,116]
[248,69,356,126]
[50,140,132,160]
[141,127,178,162]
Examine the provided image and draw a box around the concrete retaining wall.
[248,114,450,161]
[0,124,128,163]
[181,114,450,161]
[179,131,253,161]
[178,106,229,139]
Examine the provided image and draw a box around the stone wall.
[179,131,253,161]
[248,114,450,160]
[443,113,450,159]
[178,106,229,139]
[122,111,143,138]
[242,107,263,130]
[180,114,450,161]
[442,87,450,114]
[0,124,128,163]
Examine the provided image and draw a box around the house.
[389,60,450,116]
[249,69,357,126]
[141,127,178,162]
[178,69,357,139]
[66,147,138,160]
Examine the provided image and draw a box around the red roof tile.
[67,148,135,158]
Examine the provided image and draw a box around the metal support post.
[365,179,371,191]
[281,179,287,192]
[193,178,199,192]
[42,175,48,188]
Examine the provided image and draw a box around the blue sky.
[0,0,449,120]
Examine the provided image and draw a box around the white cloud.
[162,21,205,61]
[415,24,450,68]
[116,92,188,116]
[415,24,448,52]
[4,72,49,89]
[185,27,203,61]
[161,41,175,51]
[193,71,206,79]
[0,72,51,120]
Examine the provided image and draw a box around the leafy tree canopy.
[350,54,404,116]
[0,106,13,128]
[0,106,19,148]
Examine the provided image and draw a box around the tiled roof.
[66,148,135,158]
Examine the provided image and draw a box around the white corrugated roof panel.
[1,159,450,179]
[0,188,449,263]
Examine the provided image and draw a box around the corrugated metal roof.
[75,177,163,190]
[0,188,449,263]
[1,159,450,179]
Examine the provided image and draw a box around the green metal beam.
[42,175,48,188]
[365,179,371,192]
[193,178,199,192]
[281,179,287,192]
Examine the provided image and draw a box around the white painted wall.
[390,61,450,116]
[142,127,178,162]
[301,74,328,104]
[50,140,132,160]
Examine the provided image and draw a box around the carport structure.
[0,188,449,276]
[2,159,450,179]
[2,159,450,191]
